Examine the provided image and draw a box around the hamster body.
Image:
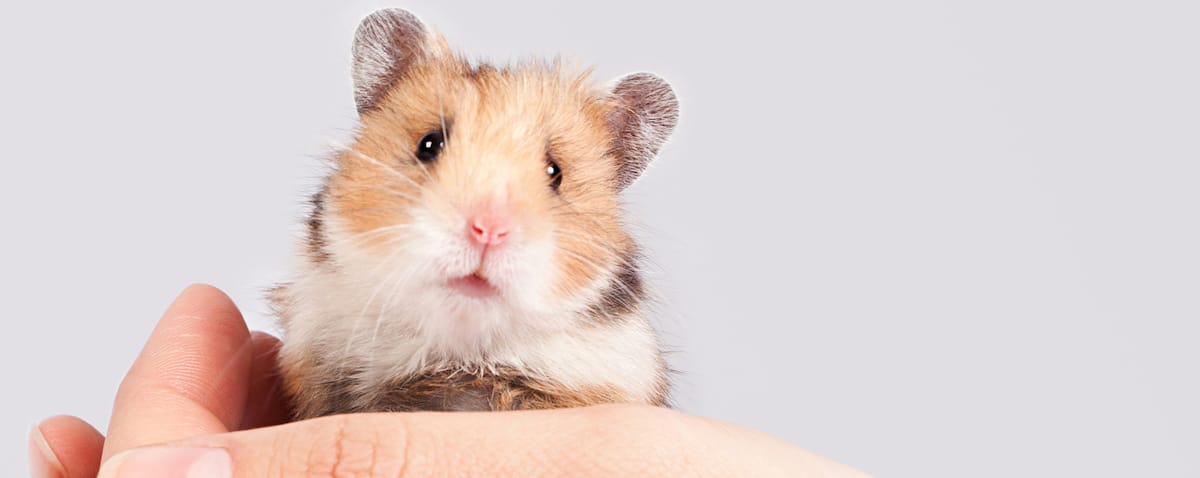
[272,9,679,419]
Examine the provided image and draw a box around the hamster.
[270,8,679,419]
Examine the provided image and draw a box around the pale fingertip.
[98,447,232,478]
[176,283,228,302]
[28,424,65,478]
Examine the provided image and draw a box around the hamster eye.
[545,159,563,191]
[416,131,445,162]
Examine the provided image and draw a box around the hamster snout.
[468,206,512,248]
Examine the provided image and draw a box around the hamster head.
[308,9,678,358]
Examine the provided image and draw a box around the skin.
[28,284,870,477]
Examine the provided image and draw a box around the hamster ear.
[352,9,443,114]
[607,73,679,190]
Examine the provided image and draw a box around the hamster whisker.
[344,244,412,356]
[329,205,417,220]
[547,206,599,218]
[337,236,406,351]
[553,247,618,286]
[552,233,626,260]
[437,67,450,150]
[329,140,438,195]
[408,147,439,185]
[554,247,643,314]
[548,210,623,223]
[369,264,412,348]
[553,247,615,278]
[549,198,649,270]
[343,232,411,281]
[350,182,426,202]
[325,224,416,251]
[548,191,619,229]
[554,239,636,271]
[551,227,628,254]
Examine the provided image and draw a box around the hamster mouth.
[447,271,499,299]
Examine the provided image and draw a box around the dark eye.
[416,131,445,162]
[545,159,563,191]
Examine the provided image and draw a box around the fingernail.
[98,447,232,478]
[28,424,65,478]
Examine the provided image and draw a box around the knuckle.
[268,414,411,477]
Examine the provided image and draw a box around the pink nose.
[469,212,511,246]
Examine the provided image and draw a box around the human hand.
[30,284,286,478]
[30,284,869,477]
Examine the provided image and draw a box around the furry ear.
[352,9,438,114]
[607,73,679,190]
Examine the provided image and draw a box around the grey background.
[2,1,1197,476]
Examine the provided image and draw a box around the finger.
[30,415,105,478]
[102,284,255,462]
[98,404,870,478]
[238,331,290,430]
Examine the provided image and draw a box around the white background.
[2,1,1198,476]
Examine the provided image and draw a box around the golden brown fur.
[274,8,678,419]
[333,59,636,299]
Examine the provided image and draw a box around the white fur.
[278,195,662,402]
